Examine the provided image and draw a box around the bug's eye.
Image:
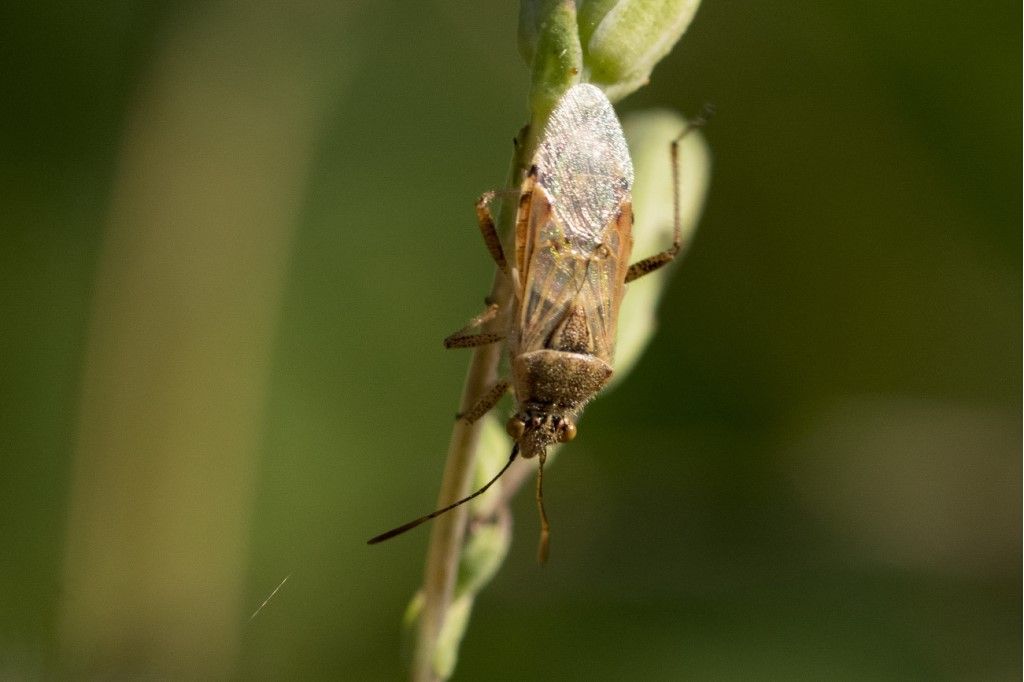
[506,417,526,440]
[558,421,577,443]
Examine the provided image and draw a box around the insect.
[369,83,697,560]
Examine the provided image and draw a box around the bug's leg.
[625,105,713,283]
[456,378,510,423]
[443,300,506,349]
[475,191,509,275]
[444,331,505,349]
[623,219,680,283]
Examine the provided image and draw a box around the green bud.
[518,0,583,121]
[401,589,425,667]
[576,0,620,48]
[454,515,511,600]
[402,589,425,631]
[468,415,513,520]
[432,516,510,678]
[432,594,471,679]
[581,0,702,102]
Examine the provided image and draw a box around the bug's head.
[505,411,576,459]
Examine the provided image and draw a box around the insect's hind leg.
[456,378,511,423]
[443,300,506,349]
[625,105,714,284]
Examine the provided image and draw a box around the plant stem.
[410,132,531,682]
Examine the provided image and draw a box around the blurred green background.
[1,2,1019,679]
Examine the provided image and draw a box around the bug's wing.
[512,83,636,361]
[577,201,633,359]
[516,186,633,362]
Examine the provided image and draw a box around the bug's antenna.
[367,444,520,545]
[536,450,551,564]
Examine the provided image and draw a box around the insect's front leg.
[456,378,511,423]
[443,299,506,349]
[625,108,712,283]
[475,191,509,275]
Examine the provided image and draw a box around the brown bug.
[369,84,697,560]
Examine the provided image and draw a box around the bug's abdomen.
[512,350,612,411]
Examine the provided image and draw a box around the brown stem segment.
[409,128,530,682]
